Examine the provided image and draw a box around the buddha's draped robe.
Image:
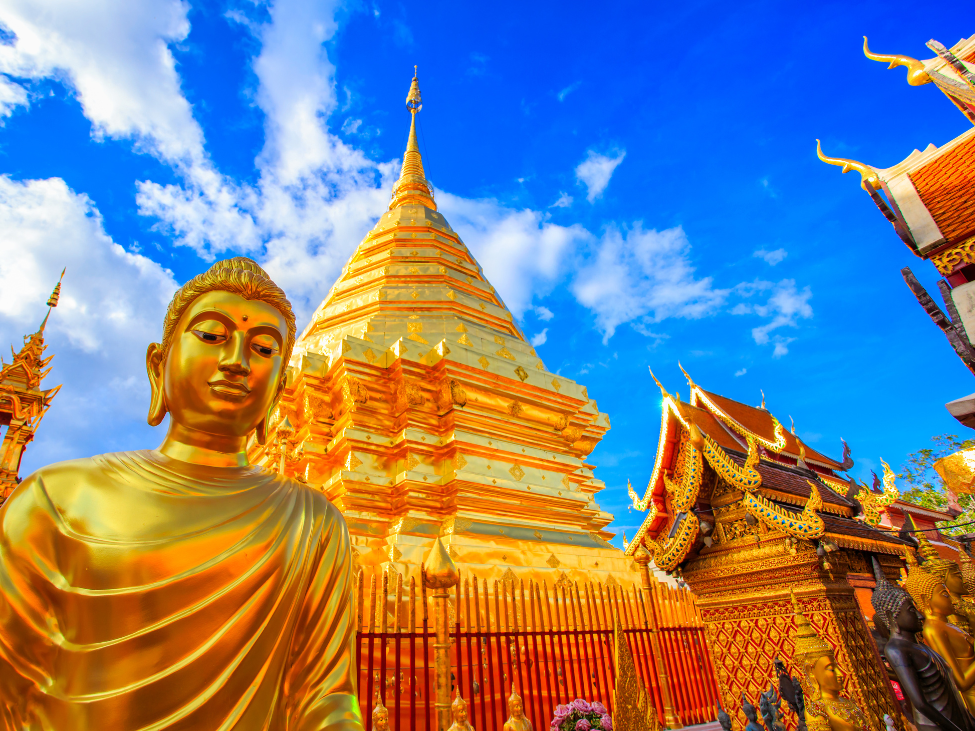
[0,450,363,731]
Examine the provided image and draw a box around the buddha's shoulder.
[287,478,347,531]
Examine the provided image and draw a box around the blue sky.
[0,0,971,546]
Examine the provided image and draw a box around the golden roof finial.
[648,366,672,400]
[390,66,436,211]
[39,267,66,333]
[760,389,766,410]
[816,139,882,191]
[678,361,695,389]
[790,415,796,435]
[863,36,932,87]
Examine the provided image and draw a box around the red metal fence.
[355,571,719,730]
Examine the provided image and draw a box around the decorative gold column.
[635,546,682,729]
[424,538,460,731]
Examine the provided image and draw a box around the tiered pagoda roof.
[256,72,644,585]
[625,367,909,570]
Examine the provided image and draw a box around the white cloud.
[0,176,178,471]
[733,279,813,357]
[754,248,787,266]
[437,192,587,319]
[0,0,204,164]
[534,305,554,322]
[530,329,548,347]
[557,82,580,102]
[575,150,625,202]
[735,368,747,376]
[572,225,728,342]
[551,192,573,208]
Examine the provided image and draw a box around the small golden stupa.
[253,70,646,585]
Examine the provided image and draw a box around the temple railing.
[353,570,719,731]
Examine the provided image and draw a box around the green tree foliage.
[898,433,975,536]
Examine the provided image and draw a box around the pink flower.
[600,714,613,730]
[575,721,591,731]
[554,705,571,720]
[571,699,593,714]
[591,702,607,715]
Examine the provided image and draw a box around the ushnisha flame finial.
[863,36,932,86]
[816,139,882,191]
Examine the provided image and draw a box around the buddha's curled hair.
[871,556,911,629]
[161,257,297,365]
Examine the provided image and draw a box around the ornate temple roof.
[625,370,906,567]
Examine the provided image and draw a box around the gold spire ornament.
[862,36,932,86]
[390,67,436,210]
[791,591,870,731]
[815,140,883,191]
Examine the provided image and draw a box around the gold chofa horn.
[863,37,931,86]
[816,140,882,191]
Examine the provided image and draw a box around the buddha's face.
[453,703,468,724]
[373,709,389,730]
[945,564,965,594]
[895,599,923,634]
[812,655,843,697]
[929,583,954,617]
[161,291,287,438]
[509,697,524,718]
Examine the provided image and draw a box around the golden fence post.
[423,538,459,731]
[635,546,682,729]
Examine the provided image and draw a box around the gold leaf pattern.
[546,553,561,569]
[552,379,561,392]
[407,453,419,471]
[494,335,505,345]
[562,474,571,489]
[514,366,528,382]
[446,290,456,301]
[363,348,377,363]
[478,356,490,369]
[507,400,524,418]
[453,453,468,470]
[496,347,515,360]
[346,452,363,471]
[509,464,525,481]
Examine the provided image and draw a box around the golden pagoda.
[0,274,63,502]
[251,71,645,586]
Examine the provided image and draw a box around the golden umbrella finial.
[816,139,882,191]
[406,65,422,112]
[863,36,932,86]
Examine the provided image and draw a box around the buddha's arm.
[925,624,975,690]
[286,500,364,731]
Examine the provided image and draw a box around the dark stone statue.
[743,693,767,731]
[760,683,787,731]
[774,657,808,731]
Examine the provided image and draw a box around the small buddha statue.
[717,700,733,731]
[759,683,787,731]
[902,551,975,715]
[503,687,532,731]
[871,556,974,731]
[449,690,476,731]
[0,258,364,729]
[742,693,766,731]
[917,529,975,635]
[373,695,390,731]
[791,591,869,731]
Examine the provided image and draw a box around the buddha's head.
[904,551,954,619]
[917,533,965,594]
[792,591,843,700]
[451,690,469,725]
[372,695,390,731]
[872,556,919,634]
[507,687,524,719]
[146,257,296,448]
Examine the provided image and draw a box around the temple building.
[250,72,649,587]
[625,367,906,731]
[818,35,975,427]
[0,276,63,503]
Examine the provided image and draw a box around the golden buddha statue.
[791,592,869,731]
[916,526,975,634]
[373,695,390,731]
[503,687,532,731]
[903,551,975,714]
[0,258,364,730]
[448,690,476,731]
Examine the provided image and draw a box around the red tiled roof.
[909,132,975,244]
[700,390,844,469]
[677,402,743,452]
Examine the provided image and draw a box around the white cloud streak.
[754,248,787,265]
[575,150,625,202]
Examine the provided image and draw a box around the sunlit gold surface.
[503,688,532,731]
[256,72,646,590]
[0,258,363,729]
[816,140,883,191]
[934,447,975,494]
[862,37,932,87]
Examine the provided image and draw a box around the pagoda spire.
[389,67,437,211]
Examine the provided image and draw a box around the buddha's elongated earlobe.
[255,375,287,446]
[146,343,168,426]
